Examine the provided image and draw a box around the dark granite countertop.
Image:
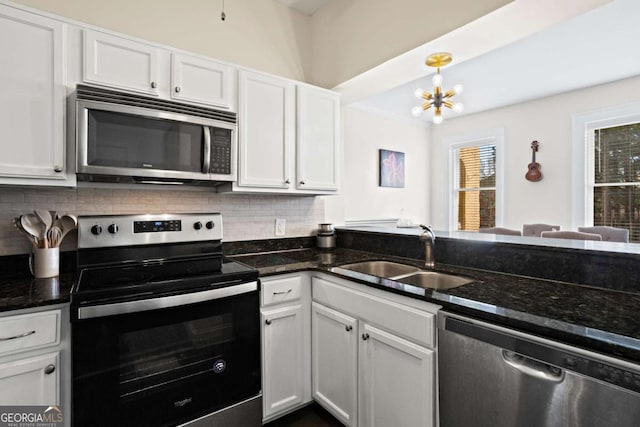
[2,243,639,366]
[0,274,73,312]
[231,248,640,364]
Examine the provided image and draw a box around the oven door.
[71,283,261,427]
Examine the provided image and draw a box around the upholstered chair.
[577,226,629,243]
[478,227,522,236]
[540,230,602,241]
[522,224,560,237]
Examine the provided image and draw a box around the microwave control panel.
[210,128,232,175]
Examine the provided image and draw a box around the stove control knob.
[90,224,103,236]
[193,221,203,230]
[206,221,215,230]
[108,224,119,234]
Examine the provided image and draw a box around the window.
[447,129,504,231]
[573,103,640,242]
[591,123,640,241]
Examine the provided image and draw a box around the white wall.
[10,0,312,82]
[329,106,429,225]
[429,74,640,231]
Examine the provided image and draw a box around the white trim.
[444,128,505,231]
[571,102,640,228]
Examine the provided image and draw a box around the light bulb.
[453,103,464,113]
[411,106,423,117]
[432,73,443,87]
[414,88,424,98]
[433,113,443,124]
[453,84,464,94]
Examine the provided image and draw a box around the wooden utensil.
[35,209,53,234]
[14,217,38,249]
[58,214,78,241]
[21,213,45,247]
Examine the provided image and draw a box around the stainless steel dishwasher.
[438,312,640,427]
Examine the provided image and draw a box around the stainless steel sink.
[337,260,474,290]
[337,261,421,278]
[394,271,474,290]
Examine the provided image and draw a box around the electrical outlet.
[275,218,286,236]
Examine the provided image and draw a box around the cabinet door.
[311,302,358,427]
[83,29,160,95]
[238,70,294,189]
[359,323,434,427]
[296,86,340,191]
[0,6,66,181]
[0,352,59,405]
[171,54,234,109]
[262,304,304,419]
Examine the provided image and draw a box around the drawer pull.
[0,330,36,341]
[265,319,272,325]
[362,333,370,341]
[345,325,353,332]
[273,289,293,295]
[44,364,56,375]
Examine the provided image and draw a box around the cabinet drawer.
[0,310,60,357]
[262,275,303,306]
[312,277,435,348]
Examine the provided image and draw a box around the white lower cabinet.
[0,352,59,405]
[311,302,358,426]
[359,323,434,427]
[260,274,311,422]
[311,274,439,427]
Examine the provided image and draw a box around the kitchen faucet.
[419,224,436,269]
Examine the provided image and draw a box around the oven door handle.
[76,281,258,319]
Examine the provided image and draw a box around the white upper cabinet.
[0,5,71,186]
[83,30,160,96]
[296,86,340,191]
[82,29,236,110]
[225,71,340,195]
[237,70,295,189]
[171,54,234,109]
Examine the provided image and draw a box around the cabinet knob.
[175,86,181,93]
[285,179,291,184]
[44,364,56,375]
[265,319,272,325]
[53,165,63,173]
[362,333,370,341]
[345,325,352,332]
[299,180,305,185]
[151,81,157,89]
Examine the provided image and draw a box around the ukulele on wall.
[525,140,542,182]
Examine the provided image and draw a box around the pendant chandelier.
[411,52,464,124]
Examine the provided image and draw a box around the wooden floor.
[264,403,344,427]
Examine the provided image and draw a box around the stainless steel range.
[70,213,261,427]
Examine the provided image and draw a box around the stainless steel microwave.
[75,85,237,186]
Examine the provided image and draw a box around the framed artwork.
[379,149,405,188]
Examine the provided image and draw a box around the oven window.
[118,313,234,398]
[87,110,203,172]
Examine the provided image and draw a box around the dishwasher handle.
[502,350,565,382]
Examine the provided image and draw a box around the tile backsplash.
[0,187,324,256]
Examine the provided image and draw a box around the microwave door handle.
[202,127,211,174]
